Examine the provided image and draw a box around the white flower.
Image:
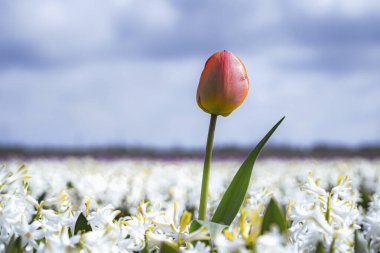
[15,218,44,251]
[215,234,248,253]
[146,230,174,248]
[363,194,380,252]
[289,174,360,253]
[256,228,294,253]
[1,158,378,252]
[180,242,210,253]
[81,229,117,253]
[39,227,80,253]
[87,205,120,230]
[122,216,146,250]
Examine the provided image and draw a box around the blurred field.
[2,156,380,252]
[1,145,380,160]
[3,157,379,216]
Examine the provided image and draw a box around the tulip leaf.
[211,117,285,225]
[159,242,179,253]
[74,212,92,235]
[354,231,369,253]
[315,241,326,253]
[189,220,202,233]
[260,198,287,235]
[190,220,227,240]
[5,235,23,253]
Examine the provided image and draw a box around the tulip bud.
[197,50,249,116]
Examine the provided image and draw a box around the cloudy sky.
[0,0,379,148]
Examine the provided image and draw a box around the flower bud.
[197,50,249,116]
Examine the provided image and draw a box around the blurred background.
[0,0,379,158]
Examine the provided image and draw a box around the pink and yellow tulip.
[197,50,249,117]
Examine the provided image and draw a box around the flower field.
[1,158,380,252]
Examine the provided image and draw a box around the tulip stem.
[199,114,218,220]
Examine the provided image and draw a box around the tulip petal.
[196,50,249,116]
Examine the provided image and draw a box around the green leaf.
[159,242,179,253]
[140,235,149,253]
[315,241,326,253]
[211,117,285,225]
[260,198,287,234]
[190,220,227,240]
[5,235,23,253]
[329,238,335,253]
[189,220,202,233]
[354,230,369,253]
[74,212,92,235]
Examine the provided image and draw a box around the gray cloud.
[0,0,379,148]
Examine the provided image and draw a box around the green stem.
[325,192,331,222]
[198,114,218,220]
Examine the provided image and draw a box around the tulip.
[197,50,249,221]
[197,50,249,117]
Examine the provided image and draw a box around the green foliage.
[37,191,47,203]
[189,220,202,234]
[260,198,287,234]
[211,117,285,225]
[5,236,23,253]
[329,239,335,253]
[354,230,369,253]
[315,241,326,253]
[74,212,92,235]
[159,242,179,253]
[358,184,373,213]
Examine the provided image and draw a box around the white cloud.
[0,0,379,147]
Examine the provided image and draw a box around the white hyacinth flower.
[289,174,360,252]
[180,242,210,253]
[255,228,294,253]
[363,193,380,252]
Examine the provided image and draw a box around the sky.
[0,0,379,149]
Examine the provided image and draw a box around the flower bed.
[1,158,380,252]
